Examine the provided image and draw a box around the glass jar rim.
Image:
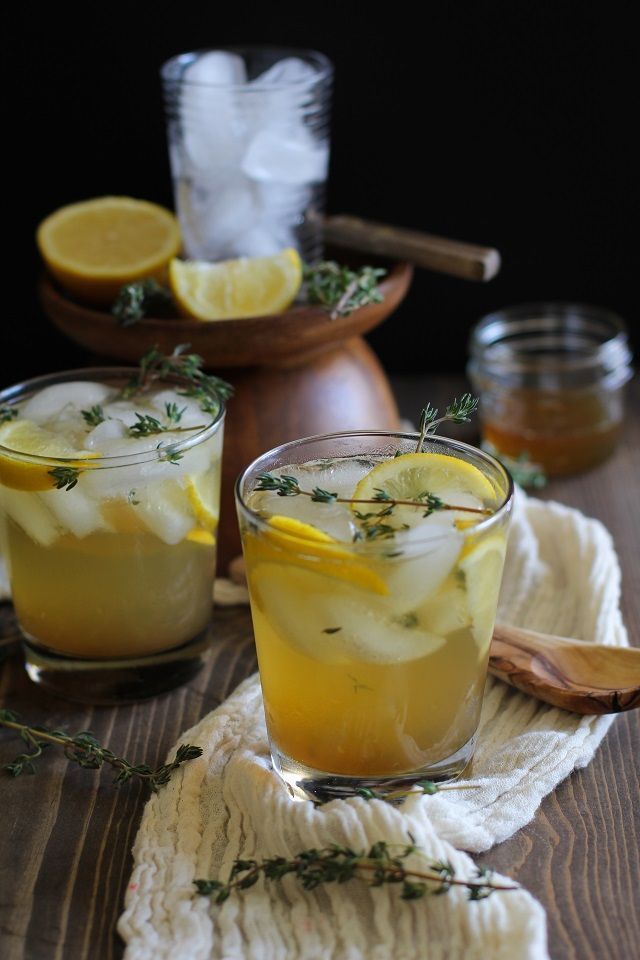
[468,301,633,380]
[235,429,513,551]
[0,366,225,468]
[161,46,333,92]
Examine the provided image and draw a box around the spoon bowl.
[489,623,640,714]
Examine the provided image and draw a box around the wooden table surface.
[1,374,638,960]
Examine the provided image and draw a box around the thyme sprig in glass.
[254,395,489,541]
[0,709,202,792]
[0,405,18,424]
[194,839,517,905]
[119,344,233,417]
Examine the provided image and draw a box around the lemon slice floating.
[0,419,97,491]
[459,533,507,647]
[169,248,302,321]
[246,515,388,595]
[353,452,496,531]
[185,473,219,532]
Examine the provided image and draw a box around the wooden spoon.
[322,214,501,282]
[489,623,640,715]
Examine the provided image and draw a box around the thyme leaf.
[111,279,175,327]
[302,261,386,319]
[194,841,516,905]
[0,709,202,792]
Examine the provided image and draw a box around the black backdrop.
[3,2,637,386]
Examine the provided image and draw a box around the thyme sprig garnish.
[416,394,479,453]
[255,473,490,518]
[302,261,386,319]
[118,344,233,417]
[0,709,202,792]
[194,840,516,904]
[48,466,81,490]
[81,404,106,426]
[128,411,207,439]
[0,405,18,423]
[111,279,175,327]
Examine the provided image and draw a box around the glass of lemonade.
[236,430,513,801]
[0,366,225,703]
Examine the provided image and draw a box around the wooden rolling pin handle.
[323,214,501,282]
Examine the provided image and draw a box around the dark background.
[3,2,637,386]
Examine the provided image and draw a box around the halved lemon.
[169,248,302,321]
[352,452,496,531]
[0,419,97,491]
[245,515,388,595]
[37,196,181,304]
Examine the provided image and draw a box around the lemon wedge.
[169,248,302,321]
[0,419,97,491]
[36,196,181,304]
[245,515,388,595]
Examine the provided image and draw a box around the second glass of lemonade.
[0,366,225,703]
[237,431,512,801]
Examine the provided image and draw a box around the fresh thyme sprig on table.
[302,261,386,319]
[355,779,480,802]
[194,840,517,904]
[0,709,202,792]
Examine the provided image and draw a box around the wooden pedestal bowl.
[39,261,413,566]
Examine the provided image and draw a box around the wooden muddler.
[323,214,501,282]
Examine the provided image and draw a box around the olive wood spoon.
[489,623,640,715]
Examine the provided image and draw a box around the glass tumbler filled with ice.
[161,46,333,263]
[236,430,513,801]
[0,364,226,703]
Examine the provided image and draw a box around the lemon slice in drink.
[352,452,496,530]
[169,249,302,321]
[185,473,218,532]
[245,515,388,595]
[459,534,507,648]
[0,419,97,491]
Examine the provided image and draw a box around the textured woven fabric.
[117,491,627,959]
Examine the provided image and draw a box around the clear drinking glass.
[161,46,333,263]
[0,367,225,703]
[236,431,513,802]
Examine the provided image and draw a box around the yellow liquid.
[243,527,506,777]
[6,521,215,658]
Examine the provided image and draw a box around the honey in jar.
[468,303,633,477]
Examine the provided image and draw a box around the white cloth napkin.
[117,491,628,959]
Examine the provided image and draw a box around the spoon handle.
[489,623,640,715]
[322,214,501,282]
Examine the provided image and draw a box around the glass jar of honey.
[468,303,634,477]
